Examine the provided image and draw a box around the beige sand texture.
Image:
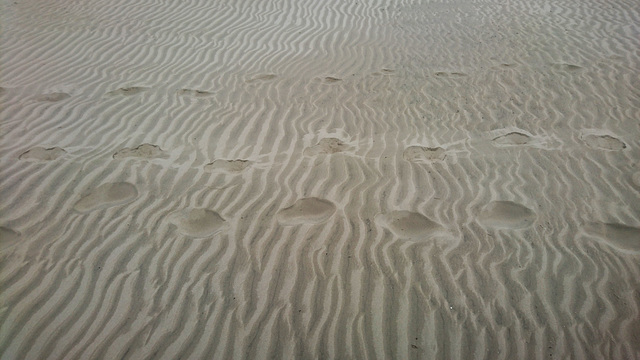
[1,0,639,359]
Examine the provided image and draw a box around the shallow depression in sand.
[493,132,531,146]
[74,182,138,213]
[0,227,21,249]
[19,147,66,161]
[106,86,148,96]
[631,172,640,189]
[170,209,226,238]
[477,201,536,229]
[113,144,166,159]
[205,159,252,173]
[403,146,446,162]
[376,211,446,240]
[277,198,336,225]
[304,138,349,157]
[582,134,626,151]
[177,88,214,97]
[34,92,70,102]
[584,222,640,253]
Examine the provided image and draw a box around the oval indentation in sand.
[435,72,467,78]
[477,201,536,229]
[0,226,21,246]
[106,87,148,96]
[584,222,640,253]
[205,159,252,173]
[403,146,446,162]
[34,92,70,102]
[493,132,530,145]
[277,198,336,225]
[177,89,214,97]
[113,144,166,159]
[322,76,342,83]
[74,182,138,213]
[632,172,640,189]
[551,63,583,72]
[377,211,445,239]
[304,138,349,157]
[19,147,66,161]
[170,209,226,238]
[582,134,626,151]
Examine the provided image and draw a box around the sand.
[1,0,639,358]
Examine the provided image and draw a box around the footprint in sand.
[0,227,20,250]
[632,172,640,189]
[34,92,70,102]
[304,138,350,157]
[277,198,336,226]
[113,144,167,159]
[477,201,536,229]
[376,211,446,240]
[435,72,467,78]
[403,146,446,163]
[177,89,214,98]
[246,74,277,83]
[205,159,252,173]
[584,222,640,253]
[73,182,138,213]
[169,208,226,238]
[581,133,626,151]
[492,132,530,146]
[371,69,395,76]
[19,146,66,161]
[106,87,148,96]
[321,77,342,83]
[551,63,583,72]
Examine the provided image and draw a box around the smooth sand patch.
[477,201,536,229]
[106,87,149,96]
[584,222,640,253]
[34,92,70,102]
[277,198,336,225]
[492,132,531,146]
[205,159,252,173]
[304,138,350,157]
[0,227,21,250]
[403,146,446,162]
[74,182,138,213]
[632,172,640,188]
[177,89,214,97]
[113,144,167,159]
[376,211,446,240]
[582,133,626,150]
[19,147,66,161]
[170,209,226,238]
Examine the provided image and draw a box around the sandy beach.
[1,0,639,358]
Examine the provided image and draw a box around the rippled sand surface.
[1,0,639,358]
